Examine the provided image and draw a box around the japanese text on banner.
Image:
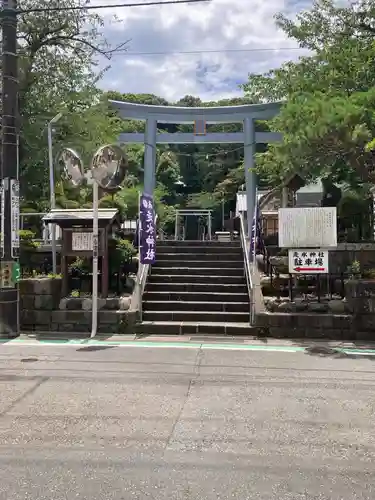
[139,193,156,264]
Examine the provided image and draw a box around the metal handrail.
[239,213,254,324]
[137,213,158,322]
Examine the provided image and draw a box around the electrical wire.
[17,0,211,15]
[112,47,304,57]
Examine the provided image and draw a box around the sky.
[93,0,313,102]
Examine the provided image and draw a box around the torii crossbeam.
[110,99,282,237]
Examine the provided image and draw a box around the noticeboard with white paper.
[278,207,337,248]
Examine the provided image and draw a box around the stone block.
[296,314,320,329]
[255,312,270,328]
[81,298,106,311]
[34,324,51,332]
[104,298,120,310]
[33,311,53,325]
[98,311,121,324]
[119,311,138,334]
[119,296,131,311]
[269,327,298,339]
[307,302,329,313]
[34,294,54,311]
[328,300,346,314]
[98,324,118,334]
[66,298,84,310]
[19,279,35,295]
[20,294,35,310]
[58,323,81,332]
[359,314,375,330]
[31,278,62,296]
[277,302,294,313]
[51,310,90,325]
[317,315,334,329]
[21,310,35,326]
[22,310,51,326]
[336,313,353,326]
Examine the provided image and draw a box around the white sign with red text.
[288,248,329,274]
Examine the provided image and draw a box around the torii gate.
[109,99,282,237]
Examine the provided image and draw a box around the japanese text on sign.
[279,207,337,248]
[139,193,156,264]
[10,179,20,257]
[72,232,93,251]
[288,249,329,274]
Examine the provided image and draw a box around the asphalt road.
[0,341,374,499]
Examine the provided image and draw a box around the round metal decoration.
[56,148,85,187]
[90,144,127,192]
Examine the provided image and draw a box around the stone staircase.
[135,240,255,335]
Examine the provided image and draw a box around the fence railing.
[239,213,254,325]
[262,253,349,301]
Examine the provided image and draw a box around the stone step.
[142,310,250,323]
[157,246,242,255]
[150,267,244,277]
[146,282,248,294]
[155,260,243,269]
[134,321,256,335]
[156,252,241,261]
[157,240,240,248]
[143,300,249,313]
[148,274,246,285]
[143,290,249,303]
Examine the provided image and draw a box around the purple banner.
[139,193,156,264]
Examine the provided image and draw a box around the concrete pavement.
[0,341,374,499]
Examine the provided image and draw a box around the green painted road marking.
[2,337,375,355]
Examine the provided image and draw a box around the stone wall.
[251,243,375,340]
[255,310,354,340]
[253,276,375,340]
[20,278,136,334]
[345,279,375,331]
[328,243,375,273]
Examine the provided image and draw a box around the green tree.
[156,151,181,192]
[18,0,128,205]
[241,0,375,187]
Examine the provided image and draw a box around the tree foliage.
[241,0,375,188]
[17,0,128,204]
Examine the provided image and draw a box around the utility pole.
[0,0,19,338]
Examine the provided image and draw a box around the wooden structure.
[42,209,121,298]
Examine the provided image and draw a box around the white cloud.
[91,0,312,101]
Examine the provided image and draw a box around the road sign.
[279,207,337,248]
[288,249,329,274]
[12,262,20,283]
[10,179,20,258]
[0,261,14,288]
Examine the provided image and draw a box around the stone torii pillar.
[143,118,157,196]
[243,117,256,237]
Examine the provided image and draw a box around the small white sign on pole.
[10,179,20,257]
[288,249,329,274]
[279,207,337,248]
[0,181,4,258]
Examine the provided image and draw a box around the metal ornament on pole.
[56,144,127,338]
